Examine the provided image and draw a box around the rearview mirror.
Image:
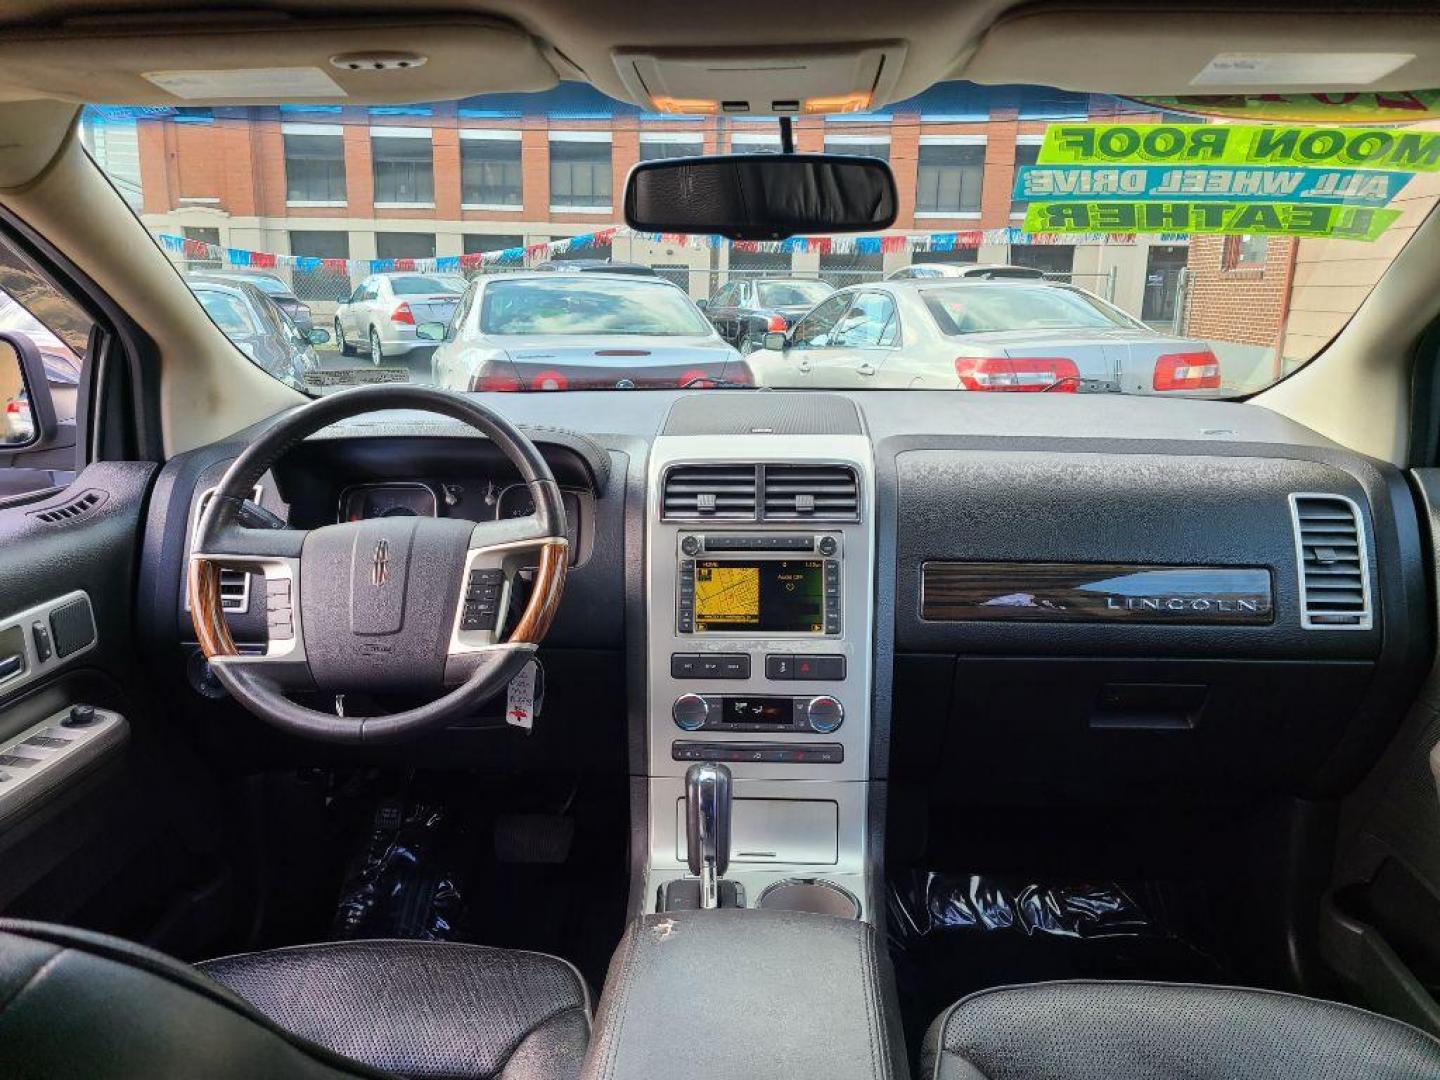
[307,327,331,346]
[625,154,898,241]
[415,321,447,342]
[762,331,788,352]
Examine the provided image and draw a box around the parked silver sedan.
[745,279,1221,394]
[334,272,467,363]
[428,273,750,391]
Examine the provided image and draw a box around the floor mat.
[887,870,1234,1050]
[324,772,627,993]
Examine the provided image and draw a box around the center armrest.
[580,909,909,1080]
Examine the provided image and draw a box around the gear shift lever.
[685,761,732,909]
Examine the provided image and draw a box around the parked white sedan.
[333,272,467,363]
[745,279,1222,394]
[428,273,750,391]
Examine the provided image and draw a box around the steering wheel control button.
[803,695,845,734]
[765,654,794,680]
[63,705,97,728]
[672,693,710,731]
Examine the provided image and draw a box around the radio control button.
[672,694,709,731]
[765,654,794,680]
[680,535,701,556]
[719,655,751,679]
[817,536,838,556]
[697,656,724,679]
[671,654,700,678]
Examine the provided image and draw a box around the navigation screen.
[693,559,825,633]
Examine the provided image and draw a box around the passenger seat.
[923,981,1440,1079]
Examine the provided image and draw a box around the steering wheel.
[188,385,568,744]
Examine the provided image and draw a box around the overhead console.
[884,445,1430,803]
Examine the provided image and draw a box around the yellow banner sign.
[1023,201,1399,241]
[1039,123,1440,172]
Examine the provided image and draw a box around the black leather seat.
[923,980,1440,1080]
[0,920,590,1080]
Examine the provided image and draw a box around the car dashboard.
[137,389,1432,919]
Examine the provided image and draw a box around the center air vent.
[1290,494,1372,630]
[662,465,758,519]
[762,465,859,521]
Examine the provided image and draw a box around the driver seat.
[0,919,591,1080]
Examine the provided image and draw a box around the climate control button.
[803,695,844,734]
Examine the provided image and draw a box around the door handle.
[0,653,23,681]
[857,362,877,377]
[798,360,812,373]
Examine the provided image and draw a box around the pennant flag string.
[155,226,1178,278]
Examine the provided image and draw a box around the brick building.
[83,82,1187,323]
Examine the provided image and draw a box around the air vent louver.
[1291,494,1371,629]
[190,486,262,613]
[762,465,859,521]
[662,465,758,519]
[30,490,105,524]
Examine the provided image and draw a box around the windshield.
[924,285,1136,336]
[480,278,711,336]
[80,81,1440,396]
[757,281,834,308]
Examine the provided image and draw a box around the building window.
[1011,142,1041,215]
[283,127,346,205]
[376,232,436,261]
[1222,234,1270,270]
[371,131,434,205]
[916,143,985,215]
[639,135,703,161]
[823,138,889,162]
[460,134,522,207]
[549,137,612,209]
[1009,243,1075,279]
[464,233,524,254]
[182,226,221,271]
[290,231,350,302]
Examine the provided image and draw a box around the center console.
[644,410,875,915]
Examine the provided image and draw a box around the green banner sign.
[1038,123,1440,172]
[1023,201,1399,241]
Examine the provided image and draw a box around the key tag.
[505,658,544,731]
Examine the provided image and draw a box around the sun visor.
[961,7,1440,95]
[0,15,556,105]
[613,42,906,115]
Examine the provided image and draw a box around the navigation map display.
[693,559,825,633]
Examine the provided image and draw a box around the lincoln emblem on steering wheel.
[372,539,390,587]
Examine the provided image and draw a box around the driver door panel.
[0,464,213,943]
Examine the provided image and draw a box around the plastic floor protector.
[887,871,1235,1049]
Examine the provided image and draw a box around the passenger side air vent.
[1290,494,1372,630]
[762,465,859,521]
[662,465,758,520]
[29,489,106,524]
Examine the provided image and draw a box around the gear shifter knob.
[685,761,732,908]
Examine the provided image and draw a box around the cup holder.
[756,878,861,918]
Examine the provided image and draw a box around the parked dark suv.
[702,277,835,354]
